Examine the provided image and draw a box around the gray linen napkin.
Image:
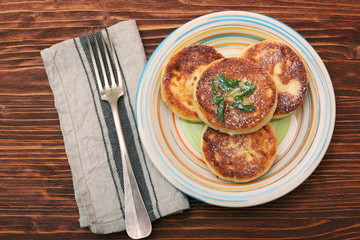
[40,20,189,234]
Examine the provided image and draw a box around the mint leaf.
[227,78,241,88]
[216,99,225,122]
[232,82,256,112]
[211,95,224,104]
[239,81,256,97]
[231,100,255,112]
[217,73,240,92]
[241,104,255,112]
[211,79,224,104]
[233,94,243,102]
[231,97,244,109]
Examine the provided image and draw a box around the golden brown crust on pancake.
[194,57,277,135]
[161,45,224,121]
[201,124,277,182]
[240,39,308,119]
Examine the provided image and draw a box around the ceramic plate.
[136,11,335,207]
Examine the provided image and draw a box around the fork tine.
[85,29,103,92]
[98,26,116,88]
[92,27,110,89]
[104,25,124,89]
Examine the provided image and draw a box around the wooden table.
[1,0,360,239]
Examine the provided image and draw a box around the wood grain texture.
[1,0,360,239]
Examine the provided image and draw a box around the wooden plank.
[1,0,360,239]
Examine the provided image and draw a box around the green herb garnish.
[239,81,256,97]
[211,73,257,121]
[216,99,225,122]
[217,73,240,92]
[211,79,225,121]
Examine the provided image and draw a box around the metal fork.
[85,27,152,239]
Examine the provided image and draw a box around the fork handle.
[110,100,152,239]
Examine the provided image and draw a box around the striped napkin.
[40,20,189,234]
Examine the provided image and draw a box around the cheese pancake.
[240,39,308,119]
[161,45,224,121]
[201,124,277,183]
[194,57,277,135]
